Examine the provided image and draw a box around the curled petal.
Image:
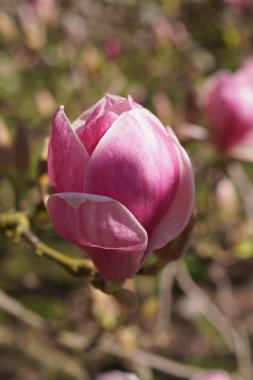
[77,111,118,156]
[48,107,89,192]
[106,95,142,115]
[76,95,143,155]
[47,193,148,282]
[147,129,195,255]
[72,94,128,131]
[84,108,179,234]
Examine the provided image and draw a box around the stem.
[0,211,95,277]
[227,161,253,224]
[0,211,135,308]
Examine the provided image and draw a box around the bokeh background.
[1,0,253,379]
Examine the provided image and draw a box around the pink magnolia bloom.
[96,371,139,380]
[202,61,253,161]
[224,0,253,11]
[104,38,121,60]
[19,0,56,25]
[191,370,232,380]
[47,94,194,282]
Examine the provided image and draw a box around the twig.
[0,288,46,330]
[176,261,235,349]
[227,162,253,224]
[0,323,88,380]
[0,211,139,308]
[176,262,251,380]
[99,340,211,379]
[154,263,176,334]
[0,211,95,277]
[0,285,237,380]
[210,264,253,380]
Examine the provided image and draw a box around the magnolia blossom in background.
[47,94,194,282]
[201,60,253,161]
[96,370,140,380]
[19,0,56,25]
[191,370,232,380]
[104,38,121,60]
[224,0,253,11]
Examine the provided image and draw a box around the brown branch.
[99,340,210,379]
[227,162,253,224]
[0,323,88,380]
[0,285,235,379]
[210,264,253,380]
[176,262,250,380]
[154,263,176,335]
[0,211,138,308]
[0,288,46,330]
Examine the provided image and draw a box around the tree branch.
[0,211,95,277]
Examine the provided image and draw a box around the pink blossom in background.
[224,0,253,11]
[47,94,194,282]
[104,38,121,60]
[19,0,56,25]
[201,60,253,161]
[96,370,139,380]
[191,370,232,380]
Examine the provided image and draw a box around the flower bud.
[47,95,194,282]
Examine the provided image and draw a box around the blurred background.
[1,0,253,379]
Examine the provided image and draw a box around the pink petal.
[84,109,179,234]
[72,94,127,131]
[75,96,143,155]
[191,370,232,380]
[201,70,231,132]
[77,111,118,156]
[48,107,89,193]
[147,128,194,254]
[47,193,148,282]
[72,96,109,131]
[106,95,142,115]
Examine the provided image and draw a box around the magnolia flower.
[201,60,253,161]
[96,370,139,380]
[191,370,232,380]
[47,94,194,281]
[223,0,253,11]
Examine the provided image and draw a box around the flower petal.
[47,193,148,282]
[147,129,194,254]
[72,94,127,131]
[84,108,179,234]
[48,107,89,193]
[75,95,143,155]
[77,111,118,156]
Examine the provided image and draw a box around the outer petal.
[48,107,89,193]
[84,108,179,234]
[47,193,148,282]
[147,128,194,254]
